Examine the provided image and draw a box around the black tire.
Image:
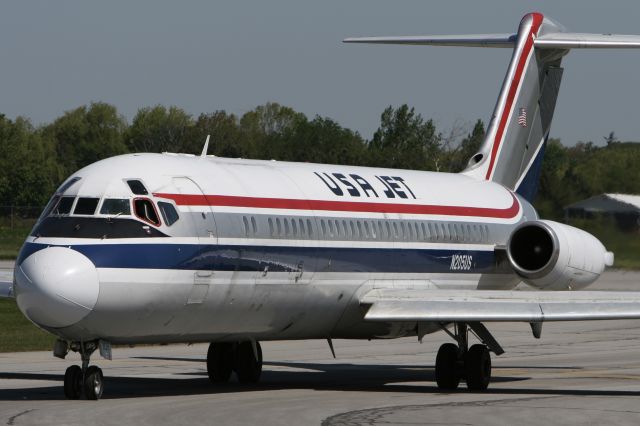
[207,342,234,383]
[63,365,82,400]
[84,366,104,400]
[465,344,491,391]
[435,343,460,390]
[234,341,262,383]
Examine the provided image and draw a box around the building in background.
[565,194,640,232]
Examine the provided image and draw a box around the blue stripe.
[19,242,503,274]
[516,140,547,202]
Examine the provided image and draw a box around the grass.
[568,218,640,269]
[0,299,56,352]
[0,217,35,260]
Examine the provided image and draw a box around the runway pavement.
[2,270,640,425]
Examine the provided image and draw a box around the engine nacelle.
[506,220,614,290]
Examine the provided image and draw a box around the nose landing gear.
[61,341,105,400]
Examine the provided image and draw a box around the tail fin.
[345,13,640,201]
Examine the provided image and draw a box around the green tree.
[446,119,485,172]
[277,116,367,165]
[125,105,193,153]
[369,105,442,171]
[0,116,61,206]
[42,102,128,175]
[187,111,250,158]
[239,103,307,159]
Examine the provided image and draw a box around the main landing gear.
[435,322,501,391]
[60,341,105,400]
[206,341,263,384]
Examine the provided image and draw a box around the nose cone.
[15,247,99,328]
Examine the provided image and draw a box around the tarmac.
[2,269,640,425]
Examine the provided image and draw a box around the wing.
[0,270,14,299]
[361,289,640,322]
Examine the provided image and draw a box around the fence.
[0,206,42,230]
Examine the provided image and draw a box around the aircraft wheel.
[84,366,104,400]
[465,344,491,391]
[234,341,262,383]
[63,365,83,400]
[435,343,460,390]
[207,342,234,383]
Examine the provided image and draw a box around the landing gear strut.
[63,341,104,400]
[206,341,263,384]
[435,323,492,391]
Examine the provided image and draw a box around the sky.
[1,0,639,146]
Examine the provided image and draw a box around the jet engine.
[506,220,614,290]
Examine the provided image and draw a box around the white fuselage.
[14,153,537,344]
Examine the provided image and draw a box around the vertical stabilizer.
[345,12,640,201]
[461,13,566,201]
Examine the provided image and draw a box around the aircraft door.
[171,177,217,243]
[170,177,217,306]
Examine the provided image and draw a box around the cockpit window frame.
[73,197,100,216]
[99,198,132,216]
[133,197,162,227]
[157,201,180,227]
[126,179,149,195]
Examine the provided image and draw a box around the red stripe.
[153,192,521,219]
[485,13,544,180]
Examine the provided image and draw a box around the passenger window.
[321,220,327,236]
[127,180,148,195]
[276,218,282,235]
[350,221,356,236]
[364,221,371,238]
[55,197,75,215]
[158,202,179,226]
[292,219,297,236]
[74,198,99,215]
[100,199,131,216]
[133,198,161,226]
[299,219,305,236]
[269,218,274,236]
[284,219,290,236]
[307,219,313,236]
[251,217,257,234]
[243,216,250,236]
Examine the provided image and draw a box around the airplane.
[3,12,640,400]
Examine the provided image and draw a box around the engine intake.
[507,220,613,290]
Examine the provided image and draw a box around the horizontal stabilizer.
[345,33,640,50]
[535,33,640,49]
[343,34,516,48]
[361,289,640,322]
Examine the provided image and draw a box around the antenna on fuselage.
[200,135,211,158]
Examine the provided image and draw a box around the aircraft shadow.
[0,361,633,401]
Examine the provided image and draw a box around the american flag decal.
[517,107,527,127]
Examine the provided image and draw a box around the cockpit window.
[158,201,179,226]
[134,198,161,226]
[38,177,82,220]
[74,198,99,215]
[127,180,148,195]
[54,197,75,215]
[100,199,131,216]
